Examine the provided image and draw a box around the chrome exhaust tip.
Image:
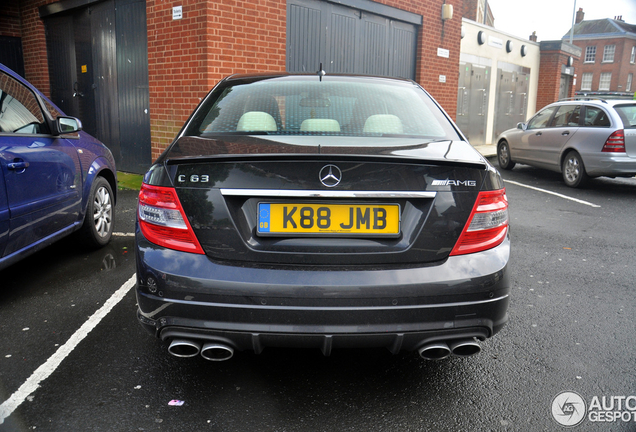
[200,342,234,361]
[449,338,481,357]
[418,342,451,361]
[168,339,201,358]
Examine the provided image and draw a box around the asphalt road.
[1,164,635,432]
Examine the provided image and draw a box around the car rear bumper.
[135,230,511,354]
[584,153,636,177]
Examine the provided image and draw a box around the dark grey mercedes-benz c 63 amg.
[135,73,511,361]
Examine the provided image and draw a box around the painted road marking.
[0,274,137,424]
[112,232,135,237]
[504,180,601,208]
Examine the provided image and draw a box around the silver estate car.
[496,99,636,187]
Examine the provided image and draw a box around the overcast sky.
[485,0,636,42]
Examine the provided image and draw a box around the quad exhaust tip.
[201,342,234,361]
[168,339,201,358]
[168,337,478,361]
[418,338,481,360]
[168,339,235,361]
[418,342,451,361]
[449,338,481,357]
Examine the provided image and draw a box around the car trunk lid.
[163,135,495,266]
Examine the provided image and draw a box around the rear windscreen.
[184,77,460,140]
[614,105,636,128]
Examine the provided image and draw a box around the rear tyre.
[497,140,515,170]
[79,176,114,248]
[562,151,588,188]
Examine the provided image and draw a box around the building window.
[631,46,635,64]
[585,46,596,63]
[599,72,612,91]
[602,45,615,63]
[581,73,593,91]
[628,74,633,92]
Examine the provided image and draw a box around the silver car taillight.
[602,130,626,153]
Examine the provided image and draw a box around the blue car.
[0,63,117,271]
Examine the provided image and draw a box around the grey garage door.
[287,0,420,80]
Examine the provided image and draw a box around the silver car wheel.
[564,156,581,183]
[497,140,515,170]
[562,151,588,188]
[93,185,113,238]
[499,145,509,165]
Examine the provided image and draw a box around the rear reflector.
[138,183,204,254]
[602,130,625,153]
[450,189,509,256]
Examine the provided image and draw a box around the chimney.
[575,8,585,24]
[529,31,537,42]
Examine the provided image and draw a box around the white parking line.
[504,180,601,208]
[0,274,137,424]
[113,232,135,237]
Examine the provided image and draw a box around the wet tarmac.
[1,173,636,431]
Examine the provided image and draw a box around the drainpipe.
[569,0,577,44]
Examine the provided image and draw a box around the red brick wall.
[17,0,57,97]
[412,0,461,120]
[0,3,22,38]
[536,50,578,111]
[536,51,559,111]
[572,38,636,92]
[462,0,478,22]
[377,0,461,119]
[147,0,461,159]
[146,0,288,160]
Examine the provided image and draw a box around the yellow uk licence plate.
[257,203,400,237]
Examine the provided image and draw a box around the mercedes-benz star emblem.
[319,164,342,188]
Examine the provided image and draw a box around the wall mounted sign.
[488,36,503,49]
[437,48,450,58]
[173,6,183,20]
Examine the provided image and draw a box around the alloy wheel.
[93,185,113,238]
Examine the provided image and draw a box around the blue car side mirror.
[56,116,83,134]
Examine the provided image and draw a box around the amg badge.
[431,179,477,187]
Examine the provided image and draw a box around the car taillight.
[450,189,509,256]
[602,130,626,152]
[138,183,204,254]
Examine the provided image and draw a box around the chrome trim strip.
[220,189,437,199]
[152,294,508,311]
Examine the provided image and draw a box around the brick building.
[3,0,622,169]
[564,9,636,94]
[0,0,463,173]
[536,41,581,111]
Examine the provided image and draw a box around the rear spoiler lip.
[164,153,488,170]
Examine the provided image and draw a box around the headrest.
[300,119,341,132]
[236,111,277,132]
[363,114,403,134]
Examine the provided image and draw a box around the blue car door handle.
[8,160,30,171]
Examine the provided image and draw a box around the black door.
[0,36,25,77]
[116,0,152,174]
[45,13,77,118]
[44,0,151,174]
[72,7,98,137]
